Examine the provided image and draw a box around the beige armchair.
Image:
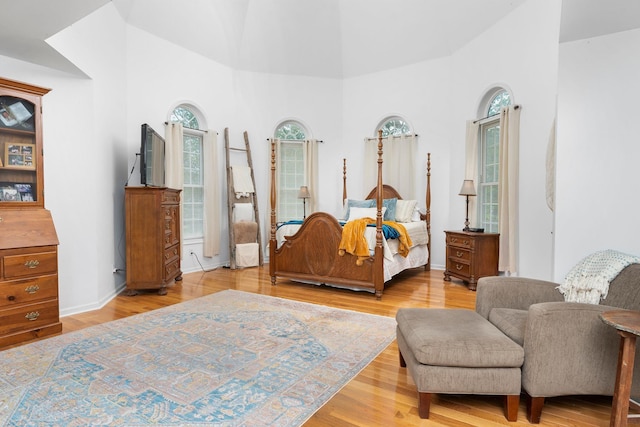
[475,264,640,423]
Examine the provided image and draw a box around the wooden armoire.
[0,77,61,348]
[124,186,182,295]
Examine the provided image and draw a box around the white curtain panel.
[165,122,184,258]
[303,139,318,213]
[364,134,417,198]
[165,122,184,190]
[203,130,220,258]
[464,120,480,226]
[498,106,521,274]
[546,119,556,212]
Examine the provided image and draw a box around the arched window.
[274,120,308,221]
[478,89,512,233]
[366,115,417,197]
[170,105,205,239]
[378,116,412,137]
[275,121,306,140]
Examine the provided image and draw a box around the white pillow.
[395,199,417,222]
[347,206,386,222]
[411,205,422,222]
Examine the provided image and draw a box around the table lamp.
[458,179,476,231]
[298,185,310,219]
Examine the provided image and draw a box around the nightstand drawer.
[0,275,58,308]
[450,247,471,261]
[447,234,474,249]
[3,251,57,279]
[447,258,470,277]
[0,300,59,336]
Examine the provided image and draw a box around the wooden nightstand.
[444,230,499,290]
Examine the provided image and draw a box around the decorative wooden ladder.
[224,128,263,269]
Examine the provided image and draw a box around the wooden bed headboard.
[365,184,402,201]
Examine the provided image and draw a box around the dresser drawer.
[164,245,179,263]
[162,191,180,204]
[3,251,57,279]
[0,275,58,308]
[447,234,474,249]
[164,259,180,281]
[0,300,59,336]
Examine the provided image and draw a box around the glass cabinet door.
[0,88,44,206]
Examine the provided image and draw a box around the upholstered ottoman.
[396,308,524,421]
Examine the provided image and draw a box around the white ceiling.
[1,0,639,78]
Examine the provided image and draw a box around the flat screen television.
[140,123,165,187]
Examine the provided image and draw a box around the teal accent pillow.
[375,198,397,221]
[342,199,375,220]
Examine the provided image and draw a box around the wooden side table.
[443,230,499,290]
[600,310,640,427]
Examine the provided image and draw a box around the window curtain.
[464,120,480,226]
[165,122,184,257]
[546,118,556,212]
[303,139,318,213]
[203,130,220,257]
[498,106,521,274]
[364,134,417,197]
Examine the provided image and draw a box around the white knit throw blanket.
[557,250,639,304]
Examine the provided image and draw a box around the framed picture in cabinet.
[4,143,35,170]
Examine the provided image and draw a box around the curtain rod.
[164,121,212,133]
[365,133,419,141]
[473,104,521,124]
[266,138,324,143]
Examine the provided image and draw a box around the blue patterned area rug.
[0,290,396,426]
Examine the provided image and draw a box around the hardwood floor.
[58,266,612,426]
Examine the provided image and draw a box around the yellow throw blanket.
[338,218,412,265]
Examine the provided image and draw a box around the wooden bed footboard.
[269,212,384,297]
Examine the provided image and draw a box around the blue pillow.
[342,199,375,220]
[377,198,397,221]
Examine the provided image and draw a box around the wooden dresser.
[444,230,499,290]
[125,186,182,295]
[0,210,60,347]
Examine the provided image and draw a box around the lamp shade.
[298,186,310,199]
[458,180,476,196]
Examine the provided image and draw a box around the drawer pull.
[25,311,40,321]
[463,240,469,245]
[25,285,40,294]
[8,295,15,301]
[456,251,464,257]
[451,237,457,243]
[456,264,464,271]
[24,260,40,269]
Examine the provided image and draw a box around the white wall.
[555,28,640,279]
[342,0,561,276]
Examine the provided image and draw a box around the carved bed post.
[374,129,384,298]
[426,153,431,271]
[342,158,347,206]
[269,140,277,285]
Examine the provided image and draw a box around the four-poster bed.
[268,130,431,298]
